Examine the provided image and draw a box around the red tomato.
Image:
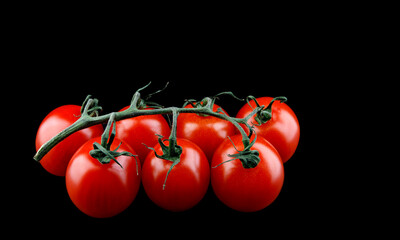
[236,97,300,163]
[65,137,141,218]
[211,135,284,212]
[116,106,171,165]
[35,105,103,176]
[142,138,210,212]
[176,103,235,162]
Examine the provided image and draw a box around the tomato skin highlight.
[236,97,300,163]
[116,106,171,165]
[176,103,235,162]
[35,105,103,176]
[142,138,210,212]
[65,137,141,218]
[211,135,284,212]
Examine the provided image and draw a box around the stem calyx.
[213,132,261,169]
[144,108,182,190]
[89,113,138,171]
[131,82,169,110]
[146,135,183,162]
[81,95,102,117]
[144,135,183,190]
[248,96,287,125]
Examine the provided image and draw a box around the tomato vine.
[34,82,266,170]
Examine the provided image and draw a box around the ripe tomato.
[65,137,141,218]
[35,105,103,176]
[116,106,171,165]
[176,103,235,162]
[142,138,210,212]
[236,97,300,163]
[211,135,284,212]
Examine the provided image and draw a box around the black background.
[7,9,385,237]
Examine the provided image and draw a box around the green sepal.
[90,142,136,169]
[80,95,102,117]
[131,82,169,110]
[144,134,183,162]
[252,96,287,126]
[89,113,139,173]
[227,148,260,169]
[143,134,183,190]
[213,133,261,169]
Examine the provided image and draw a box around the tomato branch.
[33,85,263,162]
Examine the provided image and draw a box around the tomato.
[35,105,103,176]
[116,106,171,165]
[176,103,235,162]
[65,137,141,218]
[142,138,210,212]
[236,97,300,163]
[211,135,284,212]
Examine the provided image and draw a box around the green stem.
[34,96,263,162]
[162,108,182,190]
[167,107,179,156]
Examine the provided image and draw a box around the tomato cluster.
[35,95,299,218]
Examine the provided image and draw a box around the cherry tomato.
[116,106,171,165]
[35,105,103,176]
[142,138,210,212]
[176,103,235,162]
[65,137,141,218]
[211,135,284,212]
[236,97,300,163]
